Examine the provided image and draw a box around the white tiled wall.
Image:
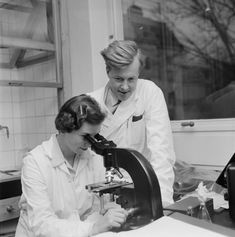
[0,63,58,170]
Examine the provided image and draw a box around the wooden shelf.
[0,36,55,51]
[0,80,62,88]
[0,0,32,12]
[0,0,57,69]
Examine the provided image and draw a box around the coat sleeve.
[21,155,94,237]
[144,85,176,207]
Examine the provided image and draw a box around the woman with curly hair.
[16,94,127,237]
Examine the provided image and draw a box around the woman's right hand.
[91,206,128,235]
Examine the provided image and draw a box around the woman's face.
[63,122,101,155]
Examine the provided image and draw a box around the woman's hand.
[91,205,128,235]
[104,201,121,210]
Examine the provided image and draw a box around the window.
[119,0,235,121]
[0,0,62,169]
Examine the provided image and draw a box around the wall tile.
[20,134,30,151]
[0,68,11,80]
[25,101,31,117]
[21,118,27,134]
[24,67,34,83]
[28,134,38,150]
[0,151,15,169]
[0,87,11,102]
[0,102,13,118]
[14,150,24,169]
[34,117,43,134]
[35,100,45,117]
[25,117,33,134]
[14,134,23,150]
[33,65,43,82]
[45,115,56,134]
[25,87,35,101]
[11,69,18,81]
[0,118,13,137]
[13,118,22,134]
[44,97,57,116]
[11,87,20,102]
[13,102,21,118]
[0,135,14,151]
[34,88,45,100]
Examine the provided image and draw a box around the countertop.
[0,170,22,200]
[0,170,21,183]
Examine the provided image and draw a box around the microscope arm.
[85,134,163,221]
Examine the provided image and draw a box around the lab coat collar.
[42,134,66,168]
[103,83,140,107]
[76,151,90,174]
[41,135,91,177]
[101,83,140,137]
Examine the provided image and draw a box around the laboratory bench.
[169,211,235,237]
[0,170,21,236]
[0,170,235,236]
[165,198,235,237]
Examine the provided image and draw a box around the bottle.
[197,202,212,223]
[186,206,194,217]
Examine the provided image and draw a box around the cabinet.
[0,175,21,236]
[0,196,20,222]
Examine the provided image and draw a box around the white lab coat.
[15,135,105,237]
[89,79,176,207]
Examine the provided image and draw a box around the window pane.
[121,0,235,120]
[0,0,61,170]
[0,0,57,83]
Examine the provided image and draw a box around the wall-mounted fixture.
[0,125,9,138]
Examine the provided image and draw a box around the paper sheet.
[96,216,228,237]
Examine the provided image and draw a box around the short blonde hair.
[101,40,143,71]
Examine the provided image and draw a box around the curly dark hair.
[55,94,106,133]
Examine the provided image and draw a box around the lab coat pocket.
[132,114,143,122]
[130,114,145,146]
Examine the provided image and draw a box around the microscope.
[85,134,163,230]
